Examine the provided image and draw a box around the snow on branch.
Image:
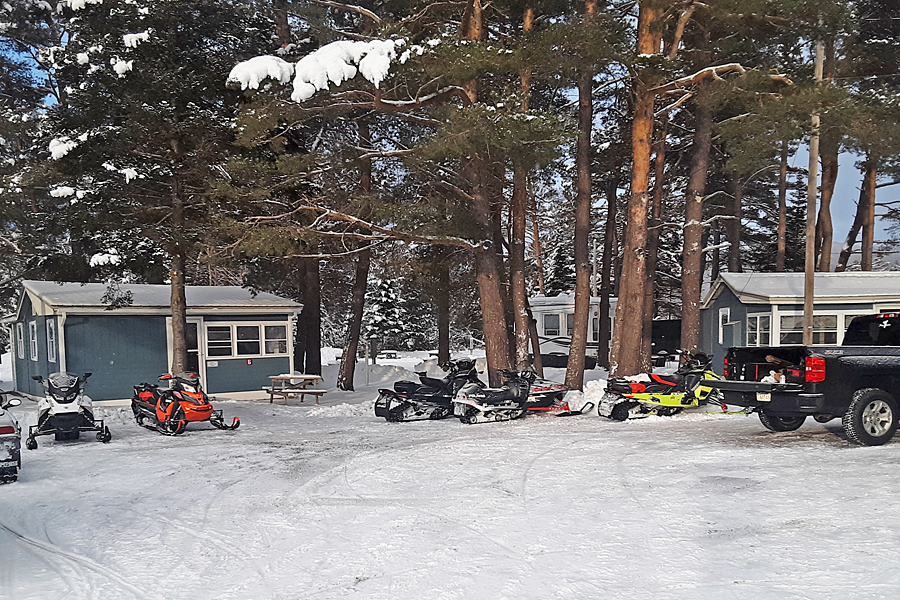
[228,39,409,103]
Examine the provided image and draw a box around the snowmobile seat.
[419,375,452,391]
[649,373,683,387]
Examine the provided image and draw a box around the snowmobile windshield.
[174,374,201,393]
[454,359,476,373]
[47,372,80,402]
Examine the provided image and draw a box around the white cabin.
[529,295,617,366]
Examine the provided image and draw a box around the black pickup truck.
[706,313,900,446]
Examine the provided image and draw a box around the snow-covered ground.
[2,359,899,599]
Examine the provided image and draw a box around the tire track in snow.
[0,521,159,600]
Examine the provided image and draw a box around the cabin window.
[780,315,838,345]
[718,308,730,345]
[206,326,233,356]
[15,323,24,359]
[746,315,770,347]
[566,314,575,337]
[28,321,38,361]
[236,326,261,355]
[543,314,560,337]
[46,320,57,363]
[264,325,288,354]
[205,323,291,358]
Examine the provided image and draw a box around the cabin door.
[185,322,200,374]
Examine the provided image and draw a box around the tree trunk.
[776,141,789,272]
[170,174,188,375]
[680,104,712,352]
[727,179,742,272]
[336,121,373,391]
[861,160,878,271]
[436,258,451,364]
[597,176,617,370]
[529,180,547,296]
[510,5,534,371]
[170,250,188,374]
[303,252,322,375]
[816,37,838,272]
[461,0,510,385]
[565,1,597,390]
[816,143,839,271]
[293,258,309,370]
[641,115,667,369]
[712,221,721,281]
[836,162,875,272]
[610,2,662,376]
[526,304,544,377]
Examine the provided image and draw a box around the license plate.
[756,392,772,402]
[0,460,15,468]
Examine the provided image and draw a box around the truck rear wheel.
[843,388,899,446]
[758,411,806,432]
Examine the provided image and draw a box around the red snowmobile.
[132,373,239,435]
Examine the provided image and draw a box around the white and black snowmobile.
[25,372,111,449]
[453,370,537,424]
[375,358,483,422]
[0,394,23,483]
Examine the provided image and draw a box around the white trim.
[773,309,859,346]
[203,321,291,359]
[46,318,57,363]
[188,317,206,389]
[28,321,38,362]
[58,312,67,372]
[15,322,24,359]
[718,308,730,345]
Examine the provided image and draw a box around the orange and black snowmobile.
[132,373,239,435]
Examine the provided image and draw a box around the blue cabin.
[6,281,303,400]
[700,272,900,369]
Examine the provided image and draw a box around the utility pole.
[804,36,824,345]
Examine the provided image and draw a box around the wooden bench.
[265,375,325,404]
[262,386,326,404]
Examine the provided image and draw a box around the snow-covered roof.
[529,295,609,311]
[702,272,900,308]
[18,281,302,317]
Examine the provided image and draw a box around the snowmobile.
[0,394,23,483]
[25,372,111,449]
[374,358,482,422]
[133,372,239,433]
[453,370,538,424]
[598,351,722,421]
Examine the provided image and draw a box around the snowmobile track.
[0,520,159,600]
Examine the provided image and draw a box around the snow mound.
[93,406,134,425]
[306,399,375,418]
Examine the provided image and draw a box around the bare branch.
[301,0,382,23]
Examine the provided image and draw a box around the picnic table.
[265,374,325,404]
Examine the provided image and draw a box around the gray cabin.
[700,272,900,366]
[6,281,303,400]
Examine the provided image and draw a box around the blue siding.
[205,356,290,394]
[65,315,169,400]
[14,315,54,397]
[700,287,748,370]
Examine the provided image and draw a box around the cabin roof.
[702,272,900,308]
[17,281,302,318]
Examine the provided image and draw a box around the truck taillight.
[0,426,15,434]
[723,356,729,379]
[805,356,826,383]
